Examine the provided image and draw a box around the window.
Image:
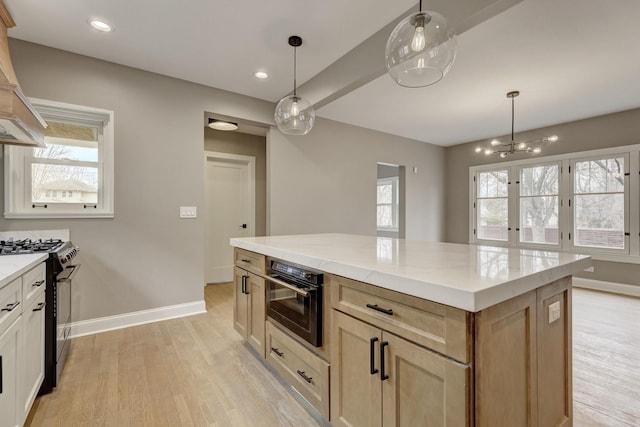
[572,156,627,251]
[377,177,399,231]
[519,163,559,245]
[4,99,114,218]
[470,146,639,262]
[476,170,509,241]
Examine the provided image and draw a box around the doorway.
[205,151,256,284]
[376,163,406,238]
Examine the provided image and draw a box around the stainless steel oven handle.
[57,264,81,282]
[262,274,309,297]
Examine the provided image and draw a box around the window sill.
[4,212,114,219]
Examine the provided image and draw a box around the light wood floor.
[573,288,640,426]
[25,285,639,426]
[25,283,319,427]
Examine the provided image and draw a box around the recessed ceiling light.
[208,119,238,131]
[254,71,269,79]
[90,20,112,32]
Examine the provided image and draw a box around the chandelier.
[476,91,558,158]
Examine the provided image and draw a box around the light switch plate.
[180,206,197,218]
[548,301,561,324]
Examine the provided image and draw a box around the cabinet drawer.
[330,274,471,363]
[0,277,22,335]
[234,249,265,275]
[22,263,46,308]
[266,321,330,420]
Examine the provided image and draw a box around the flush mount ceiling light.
[89,20,112,32]
[385,0,457,88]
[208,118,238,131]
[274,35,315,136]
[475,91,559,158]
[254,71,269,79]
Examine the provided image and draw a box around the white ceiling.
[6,0,640,147]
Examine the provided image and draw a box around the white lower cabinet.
[19,290,46,424]
[0,261,46,427]
[0,317,21,427]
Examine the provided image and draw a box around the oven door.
[266,274,322,347]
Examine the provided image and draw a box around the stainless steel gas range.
[0,238,80,394]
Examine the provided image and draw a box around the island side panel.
[537,276,572,427]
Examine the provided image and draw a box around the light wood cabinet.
[266,321,330,419]
[332,310,469,427]
[233,262,266,358]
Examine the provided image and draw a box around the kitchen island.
[230,234,592,427]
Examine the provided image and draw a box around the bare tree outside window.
[519,164,559,245]
[31,130,99,205]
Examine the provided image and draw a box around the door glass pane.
[519,165,559,244]
[477,199,508,241]
[476,170,509,241]
[574,194,625,249]
[573,157,625,250]
[32,164,98,204]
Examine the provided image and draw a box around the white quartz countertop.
[0,254,48,290]
[230,234,592,312]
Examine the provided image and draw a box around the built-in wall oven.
[266,257,323,347]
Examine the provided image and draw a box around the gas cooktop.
[0,238,65,255]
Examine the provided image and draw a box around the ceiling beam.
[299,0,524,110]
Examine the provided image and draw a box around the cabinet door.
[246,273,266,357]
[0,318,21,427]
[233,267,249,339]
[331,311,382,427]
[19,291,46,424]
[475,290,538,427]
[382,332,470,427]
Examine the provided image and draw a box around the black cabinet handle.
[297,370,313,383]
[271,347,284,357]
[33,302,46,312]
[241,258,252,263]
[1,301,19,312]
[0,355,3,394]
[366,303,393,316]
[370,337,379,375]
[241,275,250,294]
[32,280,45,287]
[380,341,389,381]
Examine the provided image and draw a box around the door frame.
[204,151,256,284]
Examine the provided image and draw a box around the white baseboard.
[572,277,640,298]
[69,300,207,338]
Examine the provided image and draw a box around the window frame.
[473,168,511,244]
[4,98,114,219]
[470,144,640,264]
[376,176,399,232]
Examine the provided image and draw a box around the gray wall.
[268,119,446,240]
[445,108,640,286]
[204,128,267,236]
[3,39,275,322]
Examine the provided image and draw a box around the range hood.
[0,1,46,147]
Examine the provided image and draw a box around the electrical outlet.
[548,301,561,324]
[179,206,197,218]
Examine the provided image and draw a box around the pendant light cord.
[293,45,297,96]
[419,0,422,12]
[511,94,515,150]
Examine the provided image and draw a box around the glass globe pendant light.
[385,0,457,88]
[274,36,315,135]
